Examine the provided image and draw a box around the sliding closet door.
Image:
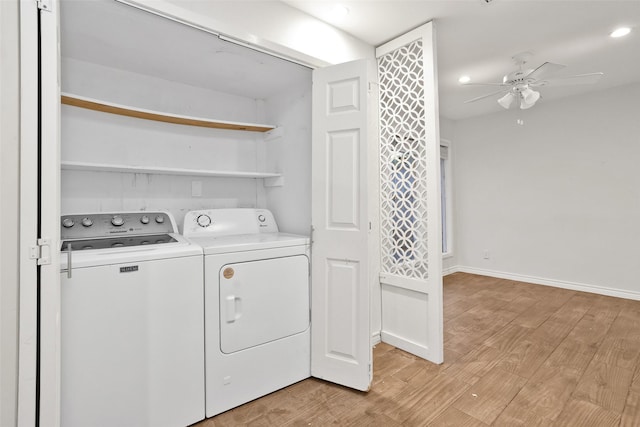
[376,22,443,363]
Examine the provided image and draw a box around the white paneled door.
[376,22,443,363]
[311,60,377,391]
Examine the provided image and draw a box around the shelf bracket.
[263,176,285,187]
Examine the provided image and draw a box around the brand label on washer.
[120,265,139,273]
[223,267,234,279]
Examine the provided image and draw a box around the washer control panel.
[61,211,176,240]
[183,208,278,237]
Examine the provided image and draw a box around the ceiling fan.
[462,52,604,110]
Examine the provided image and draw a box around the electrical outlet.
[483,250,490,259]
[191,181,202,197]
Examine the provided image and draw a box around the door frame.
[32,2,384,423]
[18,1,39,425]
[20,0,62,425]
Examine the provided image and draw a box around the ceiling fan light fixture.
[520,88,540,109]
[521,87,540,103]
[497,92,515,109]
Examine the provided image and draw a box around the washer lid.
[188,232,309,255]
[60,233,200,269]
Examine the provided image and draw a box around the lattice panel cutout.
[378,39,429,280]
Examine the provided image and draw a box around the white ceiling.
[61,0,640,121]
[283,0,640,120]
[60,0,311,101]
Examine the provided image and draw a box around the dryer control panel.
[183,208,279,237]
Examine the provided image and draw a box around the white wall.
[0,1,20,425]
[61,58,288,230]
[263,78,313,235]
[453,83,640,298]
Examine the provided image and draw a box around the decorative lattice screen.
[378,39,429,280]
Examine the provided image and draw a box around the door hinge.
[36,0,52,12]
[29,238,52,265]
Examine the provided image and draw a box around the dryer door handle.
[225,295,242,323]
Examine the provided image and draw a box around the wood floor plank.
[483,323,533,352]
[542,338,597,373]
[548,293,592,324]
[573,360,634,413]
[593,336,640,370]
[443,345,503,385]
[444,298,481,320]
[399,373,472,426]
[566,307,619,346]
[392,357,443,383]
[553,398,620,427]
[452,367,527,425]
[427,407,488,427]
[631,364,640,394]
[372,347,419,384]
[525,318,576,348]
[621,390,640,427]
[493,365,581,426]
[494,339,555,379]
[509,303,560,329]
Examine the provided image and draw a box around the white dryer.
[183,208,310,417]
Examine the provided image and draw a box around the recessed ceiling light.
[458,75,471,84]
[610,27,631,38]
[332,5,350,19]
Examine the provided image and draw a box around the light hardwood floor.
[196,272,640,426]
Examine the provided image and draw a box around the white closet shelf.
[61,161,282,179]
[61,94,276,133]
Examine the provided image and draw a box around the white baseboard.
[442,265,458,276]
[380,331,431,360]
[447,265,640,301]
[371,331,381,346]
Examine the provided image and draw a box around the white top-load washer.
[183,208,310,417]
[60,211,204,427]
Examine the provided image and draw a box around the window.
[440,140,453,257]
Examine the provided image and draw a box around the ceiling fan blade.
[461,82,508,87]
[464,89,509,104]
[525,62,566,80]
[534,72,604,87]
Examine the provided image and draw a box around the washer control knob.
[111,215,125,227]
[81,217,93,227]
[62,218,75,228]
[258,214,266,223]
[197,214,212,228]
[140,215,150,224]
[155,215,165,224]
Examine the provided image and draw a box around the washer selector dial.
[111,215,125,227]
[258,214,266,223]
[155,215,165,224]
[140,215,150,224]
[81,217,93,227]
[62,218,75,228]
[196,214,212,228]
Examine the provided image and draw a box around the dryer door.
[219,255,310,354]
